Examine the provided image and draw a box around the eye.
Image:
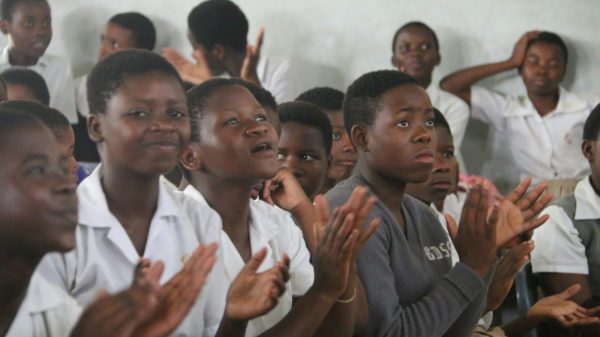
[276,152,285,161]
[42,19,51,28]
[419,44,432,51]
[255,114,267,122]
[168,110,186,119]
[24,20,34,28]
[112,41,120,49]
[443,150,455,159]
[301,154,316,161]
[224,118,240,126]
[398,44,409,53]
[332,132,341,141]
[128,110,149,118]
[396,120,410,128]
[425,119,435,127]
[26,165,47,176]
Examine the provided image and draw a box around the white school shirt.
[430,204,460,267]
[471,86,599,185]
[0,47,77,123]
[75,74,89,118]
[531,177,598,274]
[183,185,314,337]
[427,85,470,172]
[36,166,223,337]
[6,273,82,337]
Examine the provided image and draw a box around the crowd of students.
[0,0,599,336]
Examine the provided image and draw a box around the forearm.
[256,288,336,337]
[313,273,361,337]
[213,314,249,337]
[290,201,319,253]
[440,60,517,103]
[502,314,544,337]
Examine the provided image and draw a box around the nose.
[281,155,303,178]
[54,166,77,196]
[413,125,432,144]
[151,113,176,132]
[432,153,450,173]
[245,120,268,137]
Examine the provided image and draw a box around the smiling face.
[0,120,78,254]
[98,22,136,60]
[357,83,436,184]
[326,110,356,183]
[194,84,279,183]
[392,25,440,86]
[406,126,458,204]
[521,42,565,96]
[278,121,329,199]
[89,70,190,177]
[1,0,52,62]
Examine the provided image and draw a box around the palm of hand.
[533,296,578,320]
[496,200,525,247]
[226,271,278,320]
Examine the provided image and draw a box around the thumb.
[556,284,582,300]
[243,247,268,274]
[444,213,458,242]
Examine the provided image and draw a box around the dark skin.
[391,25,441,89]
[0,1,52,66]
[278,121,330,199]
[181,84,377,337]
[0,121,77,336]
[440,31,566,117]
[98,22,137,60]
[319,110,357,194]
[87,71,190,255]
[538,136,600,336]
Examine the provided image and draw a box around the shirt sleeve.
[441,94,470,151]
[283,216,314,296]
[48,59,78,123]
[470,86,509,131]
[260,58,296,104]
[358,222,486,337]
[530,206,588,274]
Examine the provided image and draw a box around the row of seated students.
[0,0,599,337]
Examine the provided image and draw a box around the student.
[179,78,379,337]
[277,101,331,200]
[0,0,77,123]
[391,21,469,171]
[531,103,600,336]
[0,100,77,182]
[232,78,280,135]
[0,107,220,337]
[75,11,156,119]
[36,50,289,337]
[0,67,49,104]
[162,0,296,103]
[296,87,357,194]
[326,70,554,337]
[440,31,600,197]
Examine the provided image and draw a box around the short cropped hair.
[433,108,450,134]
[188,0,248,53]
[87,49,183,115]
[0,0,47,20]
[0,107,44,149]
[296,87,345,112]
[0,68,50,105]
[108,12,156,51]
[584,103,600,141]
[391,21,439,53]
[527,31,568,65]
[186,78,239,143]
[278,101,332,154]
[230,78,277,112]
[0,100,69,139]
[343,70,418,134]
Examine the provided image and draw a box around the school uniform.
[0,47,77,123]
[74,74,89,118]
[531,176,600,300]
[183,185,314,337]
[427,85,470,171]
[6,273,82,337]
[36,166,223,337]
[471,86,599,190]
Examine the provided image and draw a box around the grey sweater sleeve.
[358,224,486,337]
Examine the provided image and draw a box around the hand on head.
[240,27,264,86]
[509,30,541,67]
[225,247,290,321]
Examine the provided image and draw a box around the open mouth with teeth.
[251,142,273,153]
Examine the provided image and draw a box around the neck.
[433,199,444,212]
[7,47,38,66]
[318,176,337,196]
[417,76,432,90]
[190,173,252,239]
[590,175,600,198]
[0,249,42,334]
[225,52,245,77]
[527,89,560,117]
[99,164,159,229]
[356,159,406,213]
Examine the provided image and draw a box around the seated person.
[391,21,469,171]
[441,31,600,198]
[296,87,357,194]
[162,0,297,102]
[0,68,49,104]
[277,101,331,199]
[0,0,77,123]
[531,103,600,336]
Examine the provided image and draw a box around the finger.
[254,27,265,53]
[487,205,499,242]
[556,284,582,300]
[340,229,359,259]
[522,191,553,220]
[262,179,275,205]
[332,212,355,253]
[358,218,380,246]
[355,195,377,227]
[244,247,268,274]
[145,260,165,283]
[444,214,459,242]
[505,177,532,204]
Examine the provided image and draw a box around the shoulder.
[40,53,72,69]
[171,187,222,244]
[431,86,469,110]
[325,175,363,208]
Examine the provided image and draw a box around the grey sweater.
[326,175,489,337]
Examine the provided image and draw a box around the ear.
[582,139,595,162]
[180,143,204,173]
[435,53,442,66]
[87,114,103,143]
[391,55,398,68]
[0,19,9,35]
[212,44,227,61]
[350,124,368,153]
